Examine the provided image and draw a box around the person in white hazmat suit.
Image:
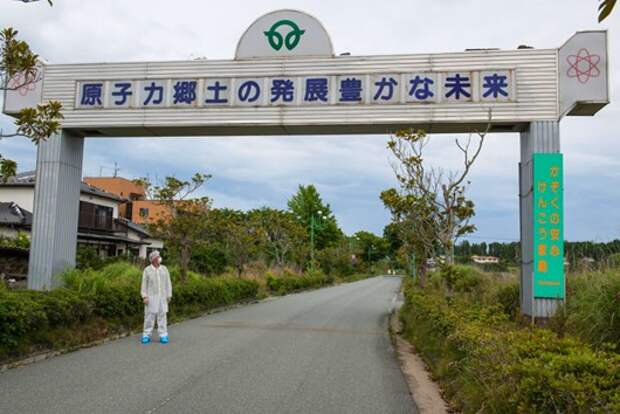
[141,251,172,344]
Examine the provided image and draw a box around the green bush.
[0,264,259,362]
[495,282,520,319]
[607,253,620,269]
[400,280,620,413]
[479,261,508,272]
[266,271,332,295]
[439,264,485,293]
[0,293,47,350]
[190,244,228,276]
[316,245,355,277]
[0,231,30,249]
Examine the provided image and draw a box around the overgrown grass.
[560,270,620,350]
[400,264,620,413]
[0,262,259,363]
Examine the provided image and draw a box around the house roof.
[115,218,152,238]
[2,171,126,202]
[0,202,32,226]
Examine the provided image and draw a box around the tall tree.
[381,188,439,284]
[383,222,404,260]
[352,231,389,263]
[149,173,211,282]
[287,184,343,250]
[386,114,489,263]
[248,207,306,268]
[220,209,262,277]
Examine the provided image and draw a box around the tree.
[599,0,617,22]
[131,176,154,199]
[149,173,211,282]
[352,231,389,264]
[316,239,355,277]
[383,222,403,259]
[381,188,439,284]
[287,184,343,250]
[220,210,262,277]
[385,115,489,264]
[248,207,306,268]
[1,21,63,181]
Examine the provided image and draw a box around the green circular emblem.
[263,19,306,51]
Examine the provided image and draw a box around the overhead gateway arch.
[3,9,609,317]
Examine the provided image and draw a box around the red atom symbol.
[566,48,601,84]
[8,71,37,96]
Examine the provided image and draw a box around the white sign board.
[559,31,608,116]
[74,71,516,109]
[235,9,333,59]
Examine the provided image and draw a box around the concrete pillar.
[519,121,562,317]
[27,130,84,290]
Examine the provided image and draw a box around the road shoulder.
[389,305,450,414]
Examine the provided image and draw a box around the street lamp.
[309,210,328,267]
[368,244,375,275]
[367,244,375,262]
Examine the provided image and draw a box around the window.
[78,201,113,231]
[139,207,149,218]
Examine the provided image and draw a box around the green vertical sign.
[532,153,564,299]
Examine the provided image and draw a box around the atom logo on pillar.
[566,48,601,84]
[8,70,39,96]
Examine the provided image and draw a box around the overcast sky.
[1,0,619,242]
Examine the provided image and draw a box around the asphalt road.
[0,276,417,414]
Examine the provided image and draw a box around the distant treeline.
[455,239,620,265]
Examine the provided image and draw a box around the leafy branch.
[599,0,617,22]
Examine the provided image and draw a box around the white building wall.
[0,187,35,212]
[0,186,119,217]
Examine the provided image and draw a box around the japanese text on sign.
[532,153,564,299]
[75,70,515,109]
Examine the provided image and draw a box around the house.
[83,176,171,224]
[471,255,501,264]
[0,171,163,259]
[0,202,32,239]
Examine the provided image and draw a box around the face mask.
[158,257,163,265]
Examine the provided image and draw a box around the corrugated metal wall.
[27,131,83,290]
[41,49,559,134]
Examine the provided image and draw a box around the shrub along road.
[0,276,417,414]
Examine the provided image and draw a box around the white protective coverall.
[141,264,172,337]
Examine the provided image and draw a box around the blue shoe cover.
[160,335,169,344]
[141,336,150,344]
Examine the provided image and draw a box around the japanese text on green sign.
[532,153,564,299]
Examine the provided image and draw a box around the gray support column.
[519,121,561,317]
[27,130,84,290]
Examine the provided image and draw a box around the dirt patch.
[390,310,450,414]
